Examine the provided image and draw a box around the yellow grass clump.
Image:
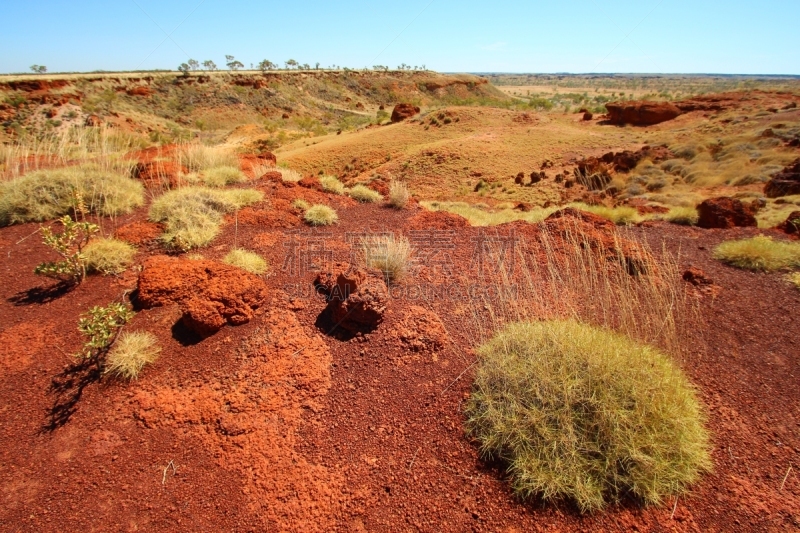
[388,180,411,208]
[0,166,144,226]
[319,175,346,194]
[304,204,338,226]
[178,143,239,172]
[361,233,413,283]
[713,235,800,271]
[465,319,711,513]
[105,331,161,380]
[83,238,136,275]
[347,184,383,203]
[223,248,268,274]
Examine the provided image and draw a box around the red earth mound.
[130,160,187,189]
[697,197,758,229]
[391,103,421,123]
[605,101,682,126]
[136,255,269,337]
[114,221,163,245]
[392,305,449,352]
[776,210,800,235]
[314,263,388,334]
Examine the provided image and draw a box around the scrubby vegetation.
[421,201,556,226]
[713,235,800,271]
[347,184,383,203]
[662,206,699,225]
[465,319,711,513]
[571,203,640,225]
[787,272,800,290]
[148,186,263,250]
[292,198,310,211]
[223,248,268,274]
[0,166,144,226]
[304,204,338,226]
[104,331,160,380]
[83,238,136,275]
[195,165,247,187]
[178,144,239,172]
[319,175,346,194]
[34,215,98,283]
[361,233,413,283]
[277,167,303,182]
[77,302,135,360]
[388,180,411,208]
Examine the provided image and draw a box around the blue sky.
[1,0,798,74]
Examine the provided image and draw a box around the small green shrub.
[304,204,338,226]
[361,233,412,283]
[199,165,246,187]
[388,180,410,208]
[347,184,383,203]
[465,320,711,513]
[83,238,136,275]
[34,215,99,283]
[223,248,268,274]
[149,187,263,250]
[319,175,345,194]
[713,235,800,271]
[77,303,135,359]
[105,331,160,379]
[0,166,145,226]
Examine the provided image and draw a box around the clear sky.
[1,0,798,75]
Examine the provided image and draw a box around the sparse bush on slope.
[105,331,160,380]
[465,320,711,513]
[148,187,263,250]
[361,233,412,283]
[319,175,345,194]
[388,180,410,208]
[197,165,247,187]
[713,235,800,271]
[0,166,144,226]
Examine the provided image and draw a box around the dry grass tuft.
[421,201,556,226]
[388,180,411,208]
[178,143,238,172]
[713,235,800,271]
[347,184,383,203]
[83,238,136,275]
[787,272,800,290]
[361,233,413,283]
[223,248,268,274]
[0,166,144,226]
[105,331,160,380]
[304,204,338,226]
[663,206,699,226]
[197,166,246,187]
[571,203,641,225]
[465,319,711,513]
[149,187,263,250]
[292,198,310,211]
[319,175,346,194]
[276,167,303,182]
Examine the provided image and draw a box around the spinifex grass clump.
[304,204,338,226]
[347,184,383,203]
[388,180,410,208]
[105,331,160,380]
[0,165,145,226]
[465,320,711,513]
[713,235,800,271]
[319,175,346,194]
[148,186,263,250]
[83,238,136,275]
[223,248,268,274]
[361,233,413,283]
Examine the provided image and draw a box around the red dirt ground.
[1,177,799,532]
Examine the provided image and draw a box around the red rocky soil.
[0,176,799,532]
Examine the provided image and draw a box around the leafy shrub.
[198,166,246,187]
[361,233,412,283]
[105,331,160,379]
[83,238,136,275]
[0,166,144,226]
[465,320,711,513]
[388,180,410,208]
[223,248,268,274]
[77,303,135,359]
[319,175,345,194]
[713,235,800,271]
[149,187,263,250]
[347,184,383,203]
[34,215,99,283]
[304,204,338,226]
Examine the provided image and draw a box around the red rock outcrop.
[126,86,152,97]
[697,197,757,229]
[764,158,800,198]
[605,101,682,126]
[131,160,187,188]
[136,256,269,337]
[776,211,800,235]
[314,263,388,334]
[391,103,420,123]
